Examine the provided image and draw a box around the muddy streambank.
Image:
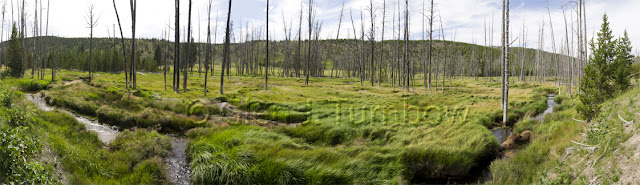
[26,93,191,185]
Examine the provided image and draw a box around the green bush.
[0,123,55,184]
[0,89,13,107]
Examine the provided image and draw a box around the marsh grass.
[6,68,562,183]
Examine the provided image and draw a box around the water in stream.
[463,94,557,184]
[26,93,191,184]
[167,137,191,185]
[27,93,119,143]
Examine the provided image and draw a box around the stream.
[454,94,557,184]
[26,93,191,185]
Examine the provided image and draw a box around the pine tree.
[578,14,616,120]
[612,30,633,92]
[7,23,22,77]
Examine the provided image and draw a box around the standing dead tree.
[220,0,232,95]
[174,0,180,93]
[130,0,137,89]
[332,2,344,79]
[501,0,510,123]
[112,0,128,88]
[184,0,192,92]
[265,0,269,91]
[204,0,212,96]
[367,0,375,87]
[85,4,99,82]
[305,0,314,86]
[379,0,385,87]
[427,0,435,91]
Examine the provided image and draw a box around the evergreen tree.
[578,14,616,120]
[154,44,162,65]
[612,30,633,92]
[7,23,23,77]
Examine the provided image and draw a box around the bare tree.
[174,0,180,93]
[204,0,212,96]
[85,4,99,82]
[502,0,510,123]
[379,0,385,87]
[427,0,435,91]
[368,0,375,87]
[184,0,192,92]
[305,0,314,86]
[112,0,128,87]
[32,0,37,79]
[332,2,344,79]
[220,0,232,95]
[130,0,137,89]
[265,0,269,91]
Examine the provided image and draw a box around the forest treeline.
[0,36,572,84]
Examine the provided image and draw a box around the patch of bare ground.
[617,129,640,184]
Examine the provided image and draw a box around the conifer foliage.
[578,14,634,120]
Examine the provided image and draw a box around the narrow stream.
[27,93,119,143]
[167,137,191,185]
[456,94,557,184]
[26,93,191,184]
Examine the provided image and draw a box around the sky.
[1,0,638,55]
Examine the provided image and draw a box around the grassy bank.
[488,85,640,184]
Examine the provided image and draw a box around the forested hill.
[0,36,568,81]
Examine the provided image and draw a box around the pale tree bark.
[204,0,212,96]
[502,0,510,124]
[427,0,435,91]
[112,0,128,88]
[0,3,4,70]
[368,0,375,87]
[379,0,385,87]
[332,2,344,79]
[32,0,37,79]
[85,4,99,82]
[265,0,269,91]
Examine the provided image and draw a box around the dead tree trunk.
[85,4,99,82]
[204,0,212,96]
[174,0,180,93]
[220,0,232,95]
[305,0,313,86]
[112,0,128,88]
[502,0,510,124]
[130,0,137,89]
[379,0,385,87]
[183,0,192,92]
[265,0,269,91]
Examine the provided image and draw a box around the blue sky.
[5,0,638,55]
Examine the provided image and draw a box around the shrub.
[0,123,55,184]
[0,89,13,107]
